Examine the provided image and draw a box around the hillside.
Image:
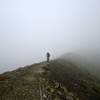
[60,53,100,80]
[0,59,100,100]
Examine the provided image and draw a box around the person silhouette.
[46,52,50,63]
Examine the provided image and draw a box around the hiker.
[46,52,50,63]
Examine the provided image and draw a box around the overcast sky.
[0,0,100,73]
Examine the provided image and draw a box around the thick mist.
[0,0,100,73]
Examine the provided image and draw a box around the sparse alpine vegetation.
[0,58,100,100]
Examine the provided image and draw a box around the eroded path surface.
[0,62,47,100]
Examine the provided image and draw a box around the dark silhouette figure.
[46,52,50,63]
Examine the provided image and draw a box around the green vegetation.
[0,59,100,100]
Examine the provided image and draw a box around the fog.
[0,0,100,73]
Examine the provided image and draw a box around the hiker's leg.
[47,57,49,62]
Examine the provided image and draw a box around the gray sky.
[0,0,100,73]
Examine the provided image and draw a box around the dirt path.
[0,62,49,100]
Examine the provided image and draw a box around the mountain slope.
[48,60,100,100]
[0,59,100,100]
[60,53,100,80]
